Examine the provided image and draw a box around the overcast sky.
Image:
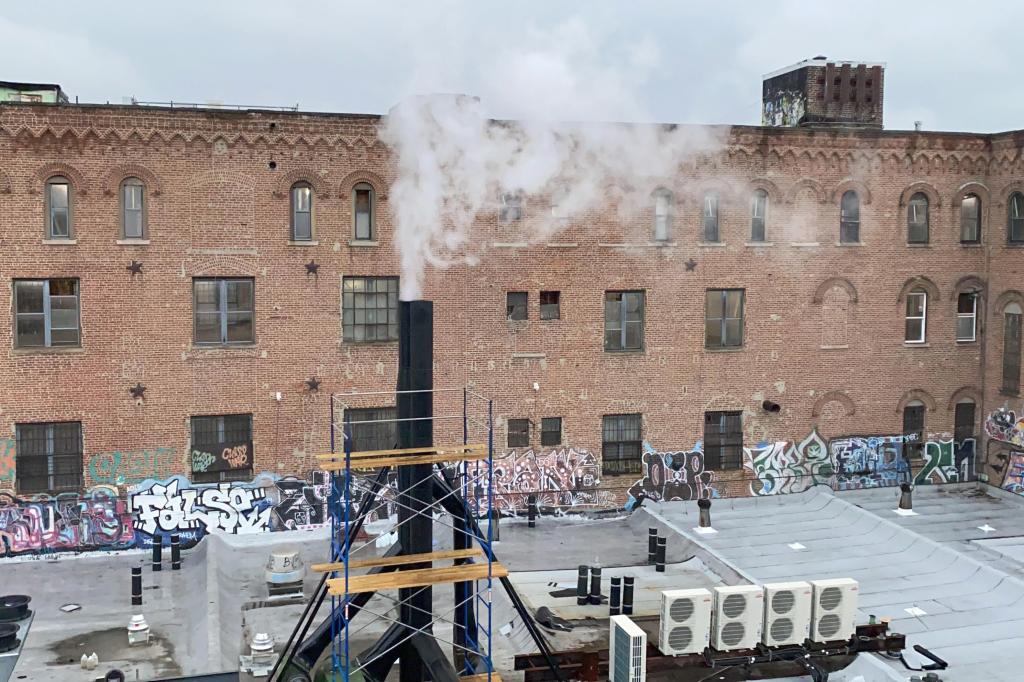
[1,1,1020,133]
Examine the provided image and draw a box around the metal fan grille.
[771,590,795,615]
[669,598,694,623]
[722,593,747,618]
[668,625,692,651]
[770,617,794,642]
[819,587,843,611]
[818,613,842,639]
[721,620,746,647]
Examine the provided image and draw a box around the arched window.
[353,182,375,240]
[750,190,767,242]
[960,193,981,244]
[653,188,673,241]
[45,176,71,239]
[905,289,927,343]
[953,399,976,442]
[903,400,925,460]
[907,192,929,244]
[290,182,312,241]
[820,285,851,348]
[1008,192,1024,244]
[702,192,719,242]
[120,177,146,239]
[1004,302,1022,394]
[839,190,859,243]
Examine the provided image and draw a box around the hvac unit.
[658,588,712,655]
[609,614,647,682]
[711,585,763,652]
[810,578,859,643]
[762,581,812,647]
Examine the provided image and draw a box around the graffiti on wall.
[915,439,976,485]
[986,408,1024,448]
[986,407,1024,495]
[189,441,253,476]
[484,447,608,510]
[1004,453,1024,495]
[87,447,177,486]
[744,430,833,495]
[0,486,134,556]
[627,442,718,502]
[0,439,14,485]
[830,435,912,490]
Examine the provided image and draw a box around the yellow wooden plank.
[316,443,487,461]
[460,674,502,682]
[311,547,485,573]
[327,562,508,595]
[321,449,491,471]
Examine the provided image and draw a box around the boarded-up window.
[821,286,850,347]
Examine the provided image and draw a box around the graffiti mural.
[483,447,607,511]
[270,471,334,530]
[87,447,177,486]
[0,486,134,556]
[1003,453,1024,495]
[914,439,976,485]
[0,439,14,485]
[744,430,833,495]
[986,408,1024,448]
[627,442,718,503]
[830,435,912,490]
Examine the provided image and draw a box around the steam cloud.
[380,20,726,300]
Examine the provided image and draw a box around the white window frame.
[956,292,978,342]
[905,291,927,344]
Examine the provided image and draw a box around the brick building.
[0,59,1021,503]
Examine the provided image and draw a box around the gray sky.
[1,1,1020,133]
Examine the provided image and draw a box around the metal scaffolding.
[322,387,499,682]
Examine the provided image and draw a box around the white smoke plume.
[381,19,726,300]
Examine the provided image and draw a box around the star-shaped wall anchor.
[127,260,143,275]
[305,260,320,276]
[305,376,321,392]
[684,258,698,272]
[129,383,147,400]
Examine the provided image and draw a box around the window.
[705,289,744,349]
[353,183,374,240]
[1004,303,1022,394]
[15,421,82,493]
[121,177,146,239]
[541,417,562,447]
[507,419,529,448]
[190,414,253,483]
[703,411,743,470]
[14,278,80,348]
[840,190,860,243]
[905,291,927,343]
[960,194,981,243]
[193,278,255,345]
[1009,192,1024,244]
[604,291,644,351]
[956,292,978,342]
[540,291,560,320]
[653,189,673,241]
[602,413,641,474]
[291,182,312,241]
[45,177,71,239]
[506,292,528,321]
[342,276,398,342]
[346,407,397,452]
[903,402,925,461]
[702,193,719,242]
[500,192,522,222]
[954,401,976,443]
[907,192,929,244]
[750,190,767,242]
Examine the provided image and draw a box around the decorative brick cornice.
[31,161,88,195]
[947,386,982,411]
[897,276,941,303]
[994,289,1024,312]
[812,277,859,304]
[952,275,986,297]
[897,388,937,414]
[102,163,164,197]
[830,178,872,205]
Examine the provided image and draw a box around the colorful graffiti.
[486,447,607,510]
[986,408,1024,448]
[744,430,833,495]
[830,435,912,490]
[87,447,177,486]
[986,406,1024,495]
[0,486,134,556]
[1004,453,1024,495]
[271,472,332,530]
[915,439,976,485]
[627,442,718,502]
[0,439,14,485]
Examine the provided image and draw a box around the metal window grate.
[541,417,562,446]
[191,414,253,483]
[342,277,399,342]
[703,411,743,470]
[15,421,83,493]
[507,418,530,448]
[346,407,398,453]
[602,413,642,474]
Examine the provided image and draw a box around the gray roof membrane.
[643,485,1024,682]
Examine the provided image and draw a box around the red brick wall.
[0,103,1018,493]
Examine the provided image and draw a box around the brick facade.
[0,101,1020,497]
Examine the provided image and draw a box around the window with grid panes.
[14,278,80,348]
[506,292,528,321]
[346,407,397,452]
[961,194,981,243]
[840,191,860,243]
[703,411,743,470]
[750,190,767,242]
[602,413,641,474]
[705,289,744,348]
[956,292,978,342]
[604,291,644,351]
[903,402,925,462]
[193,278,254,345]
[15,421,82,493]
[541,417,562,446]
[540,291,560,320]
[907,192,929,244]
[342,277,399,342]
[507,419,529,448]
[191,414,253,483]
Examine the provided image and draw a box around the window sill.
[42,238,77,245]
[603,349,645,355]
[1006,242,1024,248]
[906,243,931,248]
[999,389,1021,397]
[820,344,850,350]
[955,339,978,345]
[511,352,546,359]
[189,343,258,352]
[11,346,85,356]
[697,242,726,248]
[116,238,150,245]
[545,242,579,248]
[598,242,676,248]
[903,342,930,348]
[704,346,745,353]
[790,242,819,247]
[348,240,379,247]
[959,243,983,248]
[339,339,399,347]
[836,241,864,247]
[745,242,773,247]
[288,240,319,246]
[493,242,528,248]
